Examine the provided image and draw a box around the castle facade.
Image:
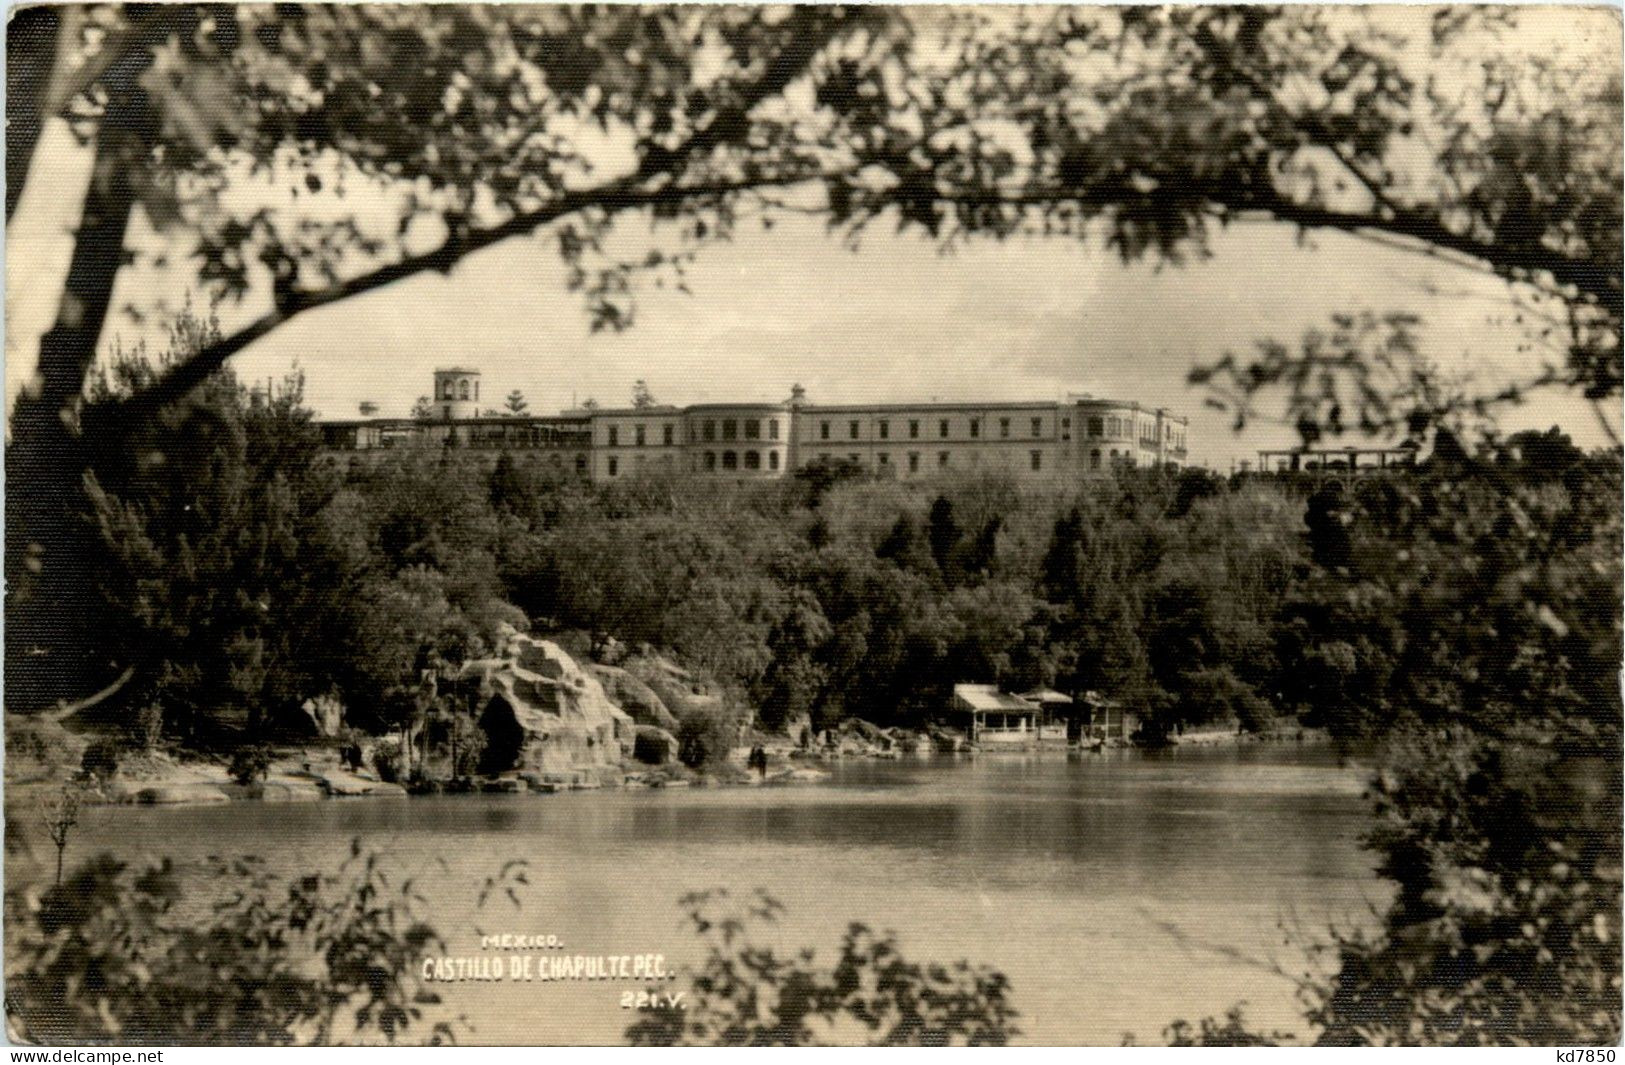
[318,371,1190,483]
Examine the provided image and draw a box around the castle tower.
[432,367,481,421]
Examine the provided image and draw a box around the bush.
[448,716,486,778]
[5,844,452,1044]
[228,745,272,786]
[79,739,120,781]
[676,709,738,770]
[371,736,405,783]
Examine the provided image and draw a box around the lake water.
[20,745,1386,1045]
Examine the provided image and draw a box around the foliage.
[1161,447,1624,1047]
[72,309,354,740]
[78,740,120,783]
[676,708,740,771]
[441,714,487,779]
[626,889,1019,1046]
[229,745,273,786]
[370,737,406,786]
[5,842,451,1045]
[1158,1006,1290,1047]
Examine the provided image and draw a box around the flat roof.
[683,402,792,413]
[803,401,1062,414]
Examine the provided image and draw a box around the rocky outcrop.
[461,626,635,777]
[589,664,680,731]
[624,653,725,720]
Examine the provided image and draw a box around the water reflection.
[23,746,1383,1045]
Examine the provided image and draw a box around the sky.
[91,210,1620,472]
[6,5,1619,472]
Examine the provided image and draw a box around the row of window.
[698,418,780,443]
[815,451,1045,472]
[605,424,678,447]
[819,416,1062,442]
[1083,415,1186,450]
[440,379,479,402]
[1087,449,1138,471]
[700,450,780,472]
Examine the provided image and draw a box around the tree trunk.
[6,51,151,712]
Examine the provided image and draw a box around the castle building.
[318,371,1190,481]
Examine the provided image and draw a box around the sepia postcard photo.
[2,1,1621,1050]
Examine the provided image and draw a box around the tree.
[7,846,452,1045]
[503,390,529,416]
[12,8,1616,710]
[926,496,962,577]
[62,309,354,737]
[410,396,435,421]
[631,380,658,409]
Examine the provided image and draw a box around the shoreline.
[5,721,1331,811]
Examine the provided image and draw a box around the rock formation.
[588,664,680,731]
[459,626,634,776]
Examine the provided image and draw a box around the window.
[442,381,455,400]
[575,455,587,474]
[722,451,738,470]
[1032,417,1043,437]
[1062,417,1071,441]
[745,451,761,470]
[723,419,737,441]
[879,420,890,440]
[939,419,950,438]
[878,452,890,466]
[745,419,760,440]
[635,425,646,446]
[908,452,920,472]
[608,426,619,446]
[820,421,831,440]
[938,451,950,467]
[1088,417,1104,437]
[769,419,780,440]
[849,453,859,464]
[849,420,860,440]
[459,381,469,400]
[999,418,1010,438]
[704,451,716,470]
[1030,450,1042,471]
[970,418,980,439]
[1090,449,1101,470]
[909,420,920,439]
[663,425,674,446]
[443,405,452,420]
[699,421,713,442]
[608,457,618,477]
[769,451,780,470]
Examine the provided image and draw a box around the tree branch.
[109,6,864,424]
